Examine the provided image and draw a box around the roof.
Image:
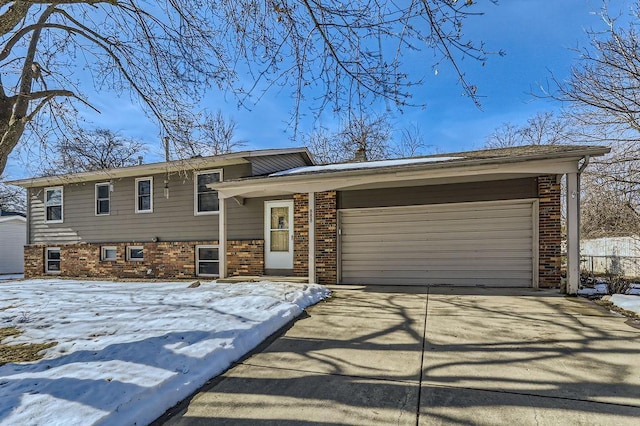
[5,147,314,188]
[0,215,26,224]
[212,144,611,198]
[271,144,610,177]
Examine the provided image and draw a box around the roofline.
[5,147,314,188]
[214,145,610,189]
[0,215,26,224]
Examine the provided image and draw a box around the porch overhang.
[210,156,592,199]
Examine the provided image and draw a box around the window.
[194,170,221,215]
[96,183,110,215]
[45,187,63,223]
[196,245,219,276]
[101,246,117,261]
[127,246,144,261]
[135,177,153,213]
[46,248,61,273]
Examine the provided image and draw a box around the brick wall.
[538,175,562,288]
[315,191,337,285]
[24,245,44,278]
[23,240,264,280]
[293,193,309,277]
[227,240,264,276]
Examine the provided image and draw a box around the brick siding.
[538,175,562,288]
[293,193,309,277]
[227,240,264,276]
[315,191,338,285]
[24,240,264,280]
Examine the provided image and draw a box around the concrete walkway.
[160,286,640,425]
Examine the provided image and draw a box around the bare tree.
[552,3,640,141]
[484,112,570,148]
[43,128,145,174]
[337,115,393,162]
[0,1,501,176]
[547,3,640,238]
[306,115,434,164]
[392,123,430,158]
[173,110,246,159]
[0,180,25,212]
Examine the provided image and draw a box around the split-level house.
[7,144,610,294]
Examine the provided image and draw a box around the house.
[0,212,27,274]
[7,144,610,294]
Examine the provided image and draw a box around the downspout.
[578,155,590,174]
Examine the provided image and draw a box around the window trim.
[44,186,64,224]
[135,177,153,214]
[101,246,117,261]
[195,244,220,277]
[126,245,144,261]
[95,182,111,216]
[194,169,222,216]
[45,247,61,274]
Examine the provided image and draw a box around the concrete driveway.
[160,286,640,425]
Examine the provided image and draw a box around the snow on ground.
[609,294,640,316]
[0,279,330,426]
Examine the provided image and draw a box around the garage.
[339,199,536,286]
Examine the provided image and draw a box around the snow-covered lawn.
[0,279,329,425]
[609,294,640,316]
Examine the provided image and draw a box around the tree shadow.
[158,286,640,425]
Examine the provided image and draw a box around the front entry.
[264,200,294,272]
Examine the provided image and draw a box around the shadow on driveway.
[157,286,640,425]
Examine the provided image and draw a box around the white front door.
[264,200,294,270]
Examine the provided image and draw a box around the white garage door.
[339,200,536,287]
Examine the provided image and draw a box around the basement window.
[46,248,61,274]
[196,245,219,276]
[101,246,117,261]
[127,246,144,261]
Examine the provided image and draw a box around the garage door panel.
[342,229,532,242]
[342,250,533,261]
[342,269,533,280]
[342,219,531,233]
[342,236,531,253]
[339,200,535,287]
[342,277,530,286]
[341,208,533,225]
[342,259,533,270]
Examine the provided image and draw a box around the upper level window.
[45,187,63,223]
[195,170,221,215]
[135,177,153,213]
[95,183,110,215]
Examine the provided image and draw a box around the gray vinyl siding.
[249,153,310,176]
[227,196,293,240]
[28,164,251,244]
[338,177,538,209]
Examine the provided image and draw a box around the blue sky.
[4,0,633,178]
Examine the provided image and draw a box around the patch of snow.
[577,283,609,296]
[0,279,330,425]
[610,294,640,315]
[627,283,640,295]
[270,156,464,176]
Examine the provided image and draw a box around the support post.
[219,196,227,279]
[308,192,316,283]
[566,172,580,295]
